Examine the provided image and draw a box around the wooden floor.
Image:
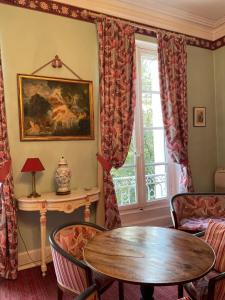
[0,263,182,299]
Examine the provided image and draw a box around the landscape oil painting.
[17,74,94,141]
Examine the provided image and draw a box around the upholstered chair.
[184,220,225,300]
[75,284,99,300]
[49,222,121,300]
[170,193,225,233]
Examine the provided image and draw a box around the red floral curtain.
[96,18,136,229]
[157,31,194,192]
[0,51,17,279]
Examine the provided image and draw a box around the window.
[112,41,178,215]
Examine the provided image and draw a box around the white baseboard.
[18,246,52,271]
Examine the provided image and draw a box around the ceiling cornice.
[55,0,225,41]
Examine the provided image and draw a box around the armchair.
[183,220,225,300]
[170,193,225,233]
[49,222,119,300]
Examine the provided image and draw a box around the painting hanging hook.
[31,55,82,80]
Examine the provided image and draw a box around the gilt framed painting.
[193,107,206,127]
[17,74,94,141]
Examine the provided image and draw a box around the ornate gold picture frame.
[17,74,94,141]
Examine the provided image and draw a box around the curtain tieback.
[96,153,112,172]
[180,159,188,167]
[0,159,11,182]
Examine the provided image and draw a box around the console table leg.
[84,203,90,221]
[140,284,154,300]
[40,210,47,277]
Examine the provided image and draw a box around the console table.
[17,187,100,276]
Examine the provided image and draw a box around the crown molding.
[55,0,225,41]
[213,23,225,41]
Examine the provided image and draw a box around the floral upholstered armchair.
[170,193,225,233]
[49,222,121,300]
[184,220,225,300]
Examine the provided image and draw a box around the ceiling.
[121,0,225,23]
[55,0,225,40]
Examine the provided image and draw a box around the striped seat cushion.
[205,219,225,272]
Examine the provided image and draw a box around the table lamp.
[21,158,45,198]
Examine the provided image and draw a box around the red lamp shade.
[21,158,44,198]
[21,158,45,173]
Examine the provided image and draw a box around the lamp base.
[28,192,41,198]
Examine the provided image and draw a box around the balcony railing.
[113,173,167,206]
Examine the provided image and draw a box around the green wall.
[187,46,217,191]
[214,46,225,167]
[0,4,99,251]
[0,4,219,254]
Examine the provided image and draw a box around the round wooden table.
[84,226,215,300]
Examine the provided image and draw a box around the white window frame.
[118,40,178,225]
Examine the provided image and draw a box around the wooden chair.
[183,220,225,300]
[49,222,123,300]
[75,284,99,300]
[170,193,225,233]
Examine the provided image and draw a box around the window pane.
[141,56,159,92]
[142,92,152,128]
[142,93,163,128]
[152,94,163,127]
[143,129,165,164]
[145,164,167,201]
[112,167,137,206]
[123,134,135,166]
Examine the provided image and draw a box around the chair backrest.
[49,222,104,296]
[75,284,99,300]
[203,220,225,300]
[171,193,225,223]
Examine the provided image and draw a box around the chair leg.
[119,281,124,300]
[57,286,63,300]
[178,284,183,298]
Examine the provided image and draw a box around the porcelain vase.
[55,156,71,195]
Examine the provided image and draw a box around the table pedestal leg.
[140,284,154,300]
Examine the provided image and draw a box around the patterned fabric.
[157,31,193,192]
[55,225,101,260]
[185,270,225,300]
[51,224,113,296]
[51,245,88,295]
[205,220,225,272]
[172,194,225,232]
[179,217,225,232]
[0,50,17,279]
[96,18,136,229]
